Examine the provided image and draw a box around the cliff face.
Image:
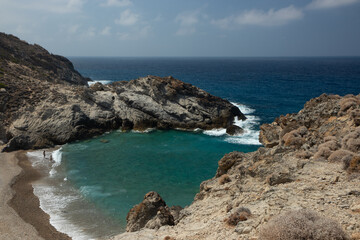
[0,33,244,151]
[115,94,360,240]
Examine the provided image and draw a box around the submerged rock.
[226,125,244,135]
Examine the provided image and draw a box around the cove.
[60,130,260,229]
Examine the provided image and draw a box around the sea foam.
[27,150,96,240]
[49,148,62,176]
[203,102,261,145]
[88,80,112,86]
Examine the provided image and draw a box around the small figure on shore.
[50,155,53,162]
[43,150,46,158]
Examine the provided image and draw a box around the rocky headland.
[0,32,244,152]
[0,32,359,240]
[114,93,360,240]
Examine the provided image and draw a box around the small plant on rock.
[218,174,231,185]
[259,209,350,240]
[225,207,251,226]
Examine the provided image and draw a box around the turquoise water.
[61,130,259,226]
[31,57,360,239]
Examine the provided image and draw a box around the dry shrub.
[339,97,359,113]
[342,127,360,153]
[351,232,360,240]
[350,109,360,126]
[282,129,304,148]
[324,136,337,142]
[216,152,243,177]
[225,207,251,226]
[297,126,308,136]
[314,146,332,160]
[296,150,312,159]
[259,209,350,240]
[328,149,354,163]
[347,156,360,173]
[218,174,231,185]
[319,140,340,151]
[163,236,175,240]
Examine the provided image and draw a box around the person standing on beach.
[43,150,45,158]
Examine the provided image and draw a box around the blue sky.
[1,0,360,56]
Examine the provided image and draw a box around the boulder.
[126,192,175,232]
[226,125,244,135]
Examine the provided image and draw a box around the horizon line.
[66,55,360,58]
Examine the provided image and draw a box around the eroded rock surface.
[126,192,178,232]
[0,33,244,151]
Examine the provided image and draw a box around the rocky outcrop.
[115,93,360,240]
[0,33,244,151]
[126,192,178,232]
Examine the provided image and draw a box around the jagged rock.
[226,125,244,135]
[126,192,175,232]
[259,123,281,148]
[0,33,245,151]
[144,206,175,230]
[216,152,243,177]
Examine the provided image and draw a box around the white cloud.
[307,0,359,9]
[212,5,303,29]
[100,26,111,35]
[115,9,139,26]
[85,26,96,37]
[175,10,204,36]
[30,0,86,14]
[68,24,81,34]
[176,11,199,26]
[176,27,195,36]
[116,25,151,40]
[0,0,86,14]
[101,0,131,7]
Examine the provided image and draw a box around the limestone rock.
[0,33,245,151]
[126,192,176,232]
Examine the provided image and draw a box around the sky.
[0,0,360,57]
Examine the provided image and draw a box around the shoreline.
[0,150,71,240]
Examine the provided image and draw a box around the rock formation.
[115,93,360,240]
[0,32,244,151]
[126,192,182,232]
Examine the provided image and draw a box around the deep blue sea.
[28,57,360,239]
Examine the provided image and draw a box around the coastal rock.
[116,93,360,240]
[226,125,244,135]
[0,33,244,151]
[259,123,281,148]
[126,192,175,232]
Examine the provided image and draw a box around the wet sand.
[0,151,71,240]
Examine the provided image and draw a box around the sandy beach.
[0,151,70,240]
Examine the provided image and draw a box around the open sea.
[26,57,360,239]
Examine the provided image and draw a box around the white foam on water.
[88,80,112,86]
[203,102,261,145]
[32,184,94,240]
[131,128,156,133]
[49,148,63,176]
[28,149,96,240]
